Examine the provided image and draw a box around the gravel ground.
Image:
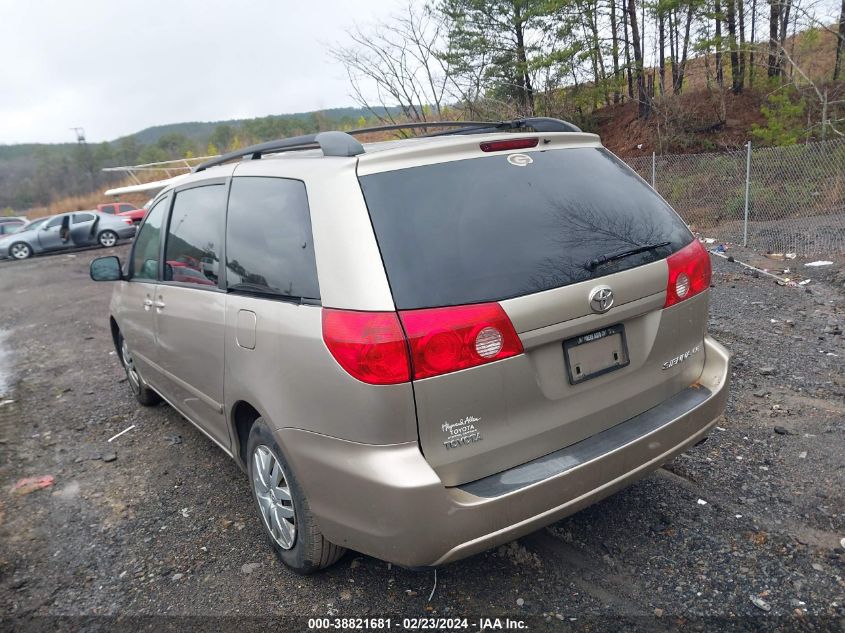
[0,245,843,632]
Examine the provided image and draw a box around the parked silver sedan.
[0,211,136,260]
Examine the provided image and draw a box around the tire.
[247,418,346,574]
[9,242,32,260]
[117,332,161,407]
[98,230,118,248]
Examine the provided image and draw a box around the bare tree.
[715,0,725,87]
[610,0,622,102]
[727,0,742,91]
[628,0,649,116]
[330,4,452,125]
[833,0,844,79]
[768,0,780,76]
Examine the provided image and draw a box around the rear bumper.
[278,335,730,568]
[116,226,137,239]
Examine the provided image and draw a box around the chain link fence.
[624,139,845,255]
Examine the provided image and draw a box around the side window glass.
[225,177,320,300]
[73,213,94,224]
[164,184,225,287]
[118,204,134,213]
[45,216,63,229]
[131,199,168,281]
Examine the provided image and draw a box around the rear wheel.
[247,418,345,573]
[10,242,32,260]
[98,230,118,248]
[118,333,161,406]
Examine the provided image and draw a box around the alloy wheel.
[10,243,31,260]
[252,445,296,549]
[99,231,117,248]
[120,339,141,395]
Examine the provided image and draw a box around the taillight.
[480,138,539,152]
[322,303,523,383]
[664,239,711,308]
[122,218,133,225]
[322,309,410,385]
[400,303,523,380]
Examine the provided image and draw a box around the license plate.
[564,324,630,385]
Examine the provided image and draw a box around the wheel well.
[109,318,122,357]
[232,401,262,467]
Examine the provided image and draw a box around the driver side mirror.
[90,256,123,282]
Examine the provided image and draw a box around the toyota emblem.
[589,286,614,313]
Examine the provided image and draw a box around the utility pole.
[70,127,94,191]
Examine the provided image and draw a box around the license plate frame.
[563,324,630,385]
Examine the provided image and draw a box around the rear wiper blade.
[585,241,671,272]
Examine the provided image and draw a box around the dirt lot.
[0,245,843,631]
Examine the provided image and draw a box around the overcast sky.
[0,0,405,144]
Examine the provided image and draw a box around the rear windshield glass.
[360,147,692,310]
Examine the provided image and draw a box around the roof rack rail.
[346,117,581,137]
[422,117,582,136]
[193,117,581,173]
[194,131,365,172]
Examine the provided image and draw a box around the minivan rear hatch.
[358,139,708,486]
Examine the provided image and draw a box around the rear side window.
[360,147,693,309]
[225,177,320,301]
[118,204,135,213]
[73,213,94,224]
[164,184,226,286]
[100,205,115,214]
[132,198,168,281]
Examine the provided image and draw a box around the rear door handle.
[153,300,165,309]
[143,298,153,310]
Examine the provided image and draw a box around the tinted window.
[132,198,168,281]
[24,218,47,232]
[100,205,115,214]
[164,184,226,286]
[73,213,95,224]
[118,204,135,213]
[360,147,693,309]
[225,177,320,300]
[45,216,64,229]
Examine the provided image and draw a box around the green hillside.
[0,106,400,211]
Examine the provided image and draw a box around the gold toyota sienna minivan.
[91,119,730,574]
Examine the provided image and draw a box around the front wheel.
[118,333,161,406]
[98,230,118,248]
[10,242,32,260]
[247,418,346,573]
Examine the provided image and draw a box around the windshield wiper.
[585,241,671,272]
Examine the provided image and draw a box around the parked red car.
[97,202,146,225]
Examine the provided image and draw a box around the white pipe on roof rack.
[103,174,189,197]
[101,154,220,172]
